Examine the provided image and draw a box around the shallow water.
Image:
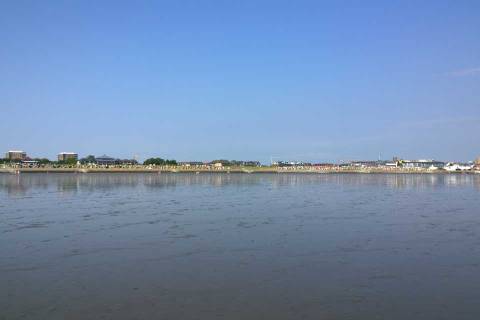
[1,173,480,320]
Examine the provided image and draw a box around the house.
[119,159,138,166]
[229,160,261,167]
[96,155,117,166]
[179,161,205,167]
[385,162,398,167]
[273,161,311,167]
[312,163,336,167]
[210,160,231,167]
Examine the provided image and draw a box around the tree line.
[1,156,178,166]
[143,158,177,166]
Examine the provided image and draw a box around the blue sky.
[1,0,479,163]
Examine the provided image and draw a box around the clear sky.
[1,1,479,163]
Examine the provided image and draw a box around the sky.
[1,0,479,163]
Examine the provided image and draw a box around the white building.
[444,163,474,172]
[401,159,445,169]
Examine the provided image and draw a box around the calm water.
[1,173,480,320]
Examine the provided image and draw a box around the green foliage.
[0,158,23,164]
[211,160,231,166]
[33,158,51,165]
[57,158,77,166]
[80,155,96,164]
[143,158,177,166]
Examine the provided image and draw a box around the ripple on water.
[1,173,480,320]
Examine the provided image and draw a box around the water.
[1,173,480,320]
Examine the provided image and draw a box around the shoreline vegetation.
[2,155,479,174]
[1,166,479,174]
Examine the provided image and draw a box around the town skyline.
[3,149,479,166]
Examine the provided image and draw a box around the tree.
[143,158,177,166]
[144,158,163,165]
[165,159,177,166]
[80,155,96,164]
[211,160,231,166]
[57,158,77,166]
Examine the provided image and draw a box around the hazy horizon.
[1,1,479,163]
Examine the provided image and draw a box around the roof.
[96,155,115,160]
[402,159,443,163]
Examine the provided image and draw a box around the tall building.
[58,152,78,162]
[5,150,27,160]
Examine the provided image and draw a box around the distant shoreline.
[1,167,478,174]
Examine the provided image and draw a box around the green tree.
[211,160,231,166]
[57,158,78,166]
[143,158,177,166]
[80,155,96,164]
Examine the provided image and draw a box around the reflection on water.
[1,172,480,196]
[1,173,480,320]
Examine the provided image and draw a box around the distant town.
[1,150,480,173]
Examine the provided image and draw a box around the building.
[21,160,39,168]
[96,155,117,166]
[273,161,312,167]
[400,159,445,169]
[230,160,261,167]
[5,150,27,161]
[385,162,398,167]
[179,161,205,167]
[208,160,261,167]
[312,163,337,170]
[444,162,474,172]
[58,152,78,162]
[312,163,336,167]
[349,160,385,168]
[210,160,230,167]
[118,159,138,166]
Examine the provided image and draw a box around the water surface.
[1,173,480,319]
